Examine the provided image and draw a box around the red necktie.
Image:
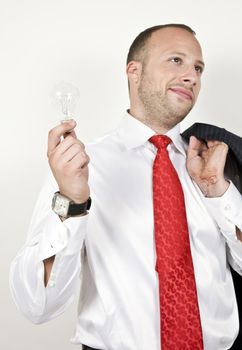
[149,135,203,350]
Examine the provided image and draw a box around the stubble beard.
[137,74,194,131]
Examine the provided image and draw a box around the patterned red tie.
[149,135,203,350]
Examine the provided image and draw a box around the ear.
[126,61,142,85]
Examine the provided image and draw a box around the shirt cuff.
[203,181,242,231]
[37,211,89,261]
[203,181,242,260]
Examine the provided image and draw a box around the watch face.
[53,193,70,217]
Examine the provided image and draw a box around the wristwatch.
[52,192,92,218]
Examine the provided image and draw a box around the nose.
[180,65,198,86]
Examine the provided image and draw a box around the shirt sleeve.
[202,181,242,274]
[9,172,88,324]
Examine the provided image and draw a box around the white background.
[1,0,242,349]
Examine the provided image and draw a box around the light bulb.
[51,81,80,122]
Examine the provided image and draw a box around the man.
[10,24,242,350]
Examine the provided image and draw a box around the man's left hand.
[186,136,230,197]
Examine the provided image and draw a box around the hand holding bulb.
[48,81,90,204]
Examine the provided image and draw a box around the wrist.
[60,194,90,204]
[52,192,92,218]
[58,188,90,205]
[203,178,230,198]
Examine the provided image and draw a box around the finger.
[207,140,228,148]
[48,135,76,163]
[67,150,90,170]
[69,130,77,138]
[207,143,229,168]
[47,120,76,155]
[187,136,207,160]
[64,129,77,139]
[50,141,85,171]
[55,135,85,157]
[61,143,87,164]
[201,149,209,161]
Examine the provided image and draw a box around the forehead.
[147,27,203,61]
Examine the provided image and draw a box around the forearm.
[202,181,242,272]
[201,179,242,242]
[42,212,86,287]
[10,244,81,324]
[41,212,88,286]
[44,256,55,286]
[9,173,89,323]
[236,227,242,242]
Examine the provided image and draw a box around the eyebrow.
[170,52,205,67]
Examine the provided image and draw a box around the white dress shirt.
[10,113,242,350]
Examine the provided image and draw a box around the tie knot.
[149,135,172,150]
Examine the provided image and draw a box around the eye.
[195,65,203,74]
[170,57,182,64]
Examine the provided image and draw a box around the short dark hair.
[126,24,196,65]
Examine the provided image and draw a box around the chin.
[165,113,189,129]
[174,106,193,120]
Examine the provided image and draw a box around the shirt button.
[224,204,231,211]
[48,280,55,287]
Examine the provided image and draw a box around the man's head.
[126,24,204,133]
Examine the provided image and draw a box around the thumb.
[187,136,205,160]
[48,119,76,154]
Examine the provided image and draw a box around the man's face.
[137,27,204,130]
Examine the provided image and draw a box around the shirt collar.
[117,112,187,156]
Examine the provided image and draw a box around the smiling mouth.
[169,88,193,100]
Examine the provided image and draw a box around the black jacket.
[182,123,242,350]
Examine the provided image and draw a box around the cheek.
[151,67,171,85]
[194,82,201,100]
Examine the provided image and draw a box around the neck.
[128,107,170,135]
